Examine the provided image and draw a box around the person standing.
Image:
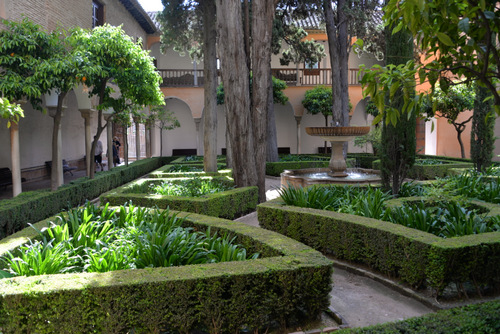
[113,136,121,167]
[95,140,103,171]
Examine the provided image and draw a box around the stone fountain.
[281,126,381,188]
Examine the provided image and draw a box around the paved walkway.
[236,177,434,330]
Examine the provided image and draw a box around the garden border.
[257,198,500,294]
[100,177,258,219]
[0,210,333,333]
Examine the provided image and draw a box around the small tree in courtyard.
[0,18,56,196]
[148,106,180,157]
[380,25,416,196]
[423,84,475,159]
[72,24,164,179]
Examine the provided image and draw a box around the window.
[92,1,104,28]
[304,60,320,75]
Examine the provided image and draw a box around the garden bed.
[0,209,333,333]
[257,197,500,296]
[100,177,258,219]
[0,157,174,239]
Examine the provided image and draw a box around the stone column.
[10,122,21,197]
[145,120,152,158]
[134,117,141,161]
[80,109,93,176]
[48,107,64,187]
[194,117,202,156]
[294,115,302,154]
[193,56,198,87]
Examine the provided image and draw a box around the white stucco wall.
[161,98,197,156]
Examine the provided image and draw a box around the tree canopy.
[0,18,57,108]
[362,0,500,121]
[71,24,164,178]
[422,83,475,158]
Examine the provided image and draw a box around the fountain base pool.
[281,168,381,188]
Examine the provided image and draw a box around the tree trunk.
[203,0,218,173]
[455,125,466,159]
[252,0,276,201]
[324,0,349,127]
[216,0,257,188]
[50,93,67,191]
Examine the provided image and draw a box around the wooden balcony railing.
[158,68,361,88]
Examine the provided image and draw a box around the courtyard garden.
[0,154,498,332]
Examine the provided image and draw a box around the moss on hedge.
[0,211,333,333]
[100,178,258,220]
[258,199,500,294]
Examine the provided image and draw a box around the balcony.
[157,68,361,88]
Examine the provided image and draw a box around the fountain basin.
[281,168,381,188]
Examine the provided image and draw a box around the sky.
[137,0,164,12]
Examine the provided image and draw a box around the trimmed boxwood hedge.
[100,177,258,220]
[170,156,227,165]
[0,157,174,239]
[147,164,232,178]
[0,210,333,333]
[372,159,473,179]
[339,300,500,333]
[257,199,500,295]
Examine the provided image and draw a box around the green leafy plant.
[0,203,258,277]
[150,177,234,197]
[278,183,499,238]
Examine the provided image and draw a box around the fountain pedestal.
[306,126,370,177]
[280,126,380,188]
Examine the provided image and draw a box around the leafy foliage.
[0,97,24,127]
[380,26,416,195]
[361,0,500,122]
[423,83,475,158]
[302,85,333,126]
[278,182,500,238]
[149,177,234,197]
[0,203,257,277]
[0,18,56,108]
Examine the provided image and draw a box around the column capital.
[79,108,95,119]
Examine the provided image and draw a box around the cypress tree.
[381,27,416,195]
[471,85,495,172]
